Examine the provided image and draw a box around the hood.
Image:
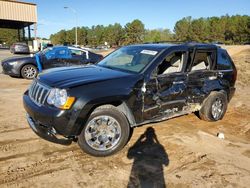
[2,55,35,63]
[38,65,136,88]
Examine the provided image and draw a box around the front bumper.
[23,89,84,143]
[26,113,73,145]
[1,61,20,76]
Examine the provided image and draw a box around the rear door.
[186,48,217,103]
[217,48,237,87]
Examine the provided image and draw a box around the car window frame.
[187,49,216,73]
[150,50,188,78]
[217,49,233,70]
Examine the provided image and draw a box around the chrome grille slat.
[36,86,42,102]
[39,89,45,104]
[31,82,37,97]
[28,80,50,106]
[42,90,50,104]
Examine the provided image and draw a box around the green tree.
[144,29,173,42]
[0,28,19,45]
[50,29,67,44]
[189,18,209,42]
[124,19,145,44]
[78,27,89,45]
[104,23,124,46]
[174,16,192,41]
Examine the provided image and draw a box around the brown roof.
[1,0,36,6]
[0,0,37,24]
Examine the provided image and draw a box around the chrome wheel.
[211,98,223,120]
[23,65,37,79]
[84,115,121,151]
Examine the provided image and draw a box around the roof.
[128,42,218,50]
[3,0,36,6]
[0,0,37,29]
[128,43,177,50]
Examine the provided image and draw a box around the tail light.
[232,65,237,83]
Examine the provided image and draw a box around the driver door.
[43,47,69,69]
[143,51,188,120]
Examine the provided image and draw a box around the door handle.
[208,76,217,80]
[217,72,224,78]
[173,81,184,84]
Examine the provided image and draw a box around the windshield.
[98,46,160,73]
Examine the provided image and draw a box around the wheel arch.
[88,101,136,127]
[19,62,38,77]
[75,100,136,136]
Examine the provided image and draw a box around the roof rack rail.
[143,40,185,44]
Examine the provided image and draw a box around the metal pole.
[28,25,31,40]
[18,29,21,41]
[22,28,25,41]
[34,23,37,40]
[75,17,78,46]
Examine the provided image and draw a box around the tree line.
[0,28,19,46]
[0,15,249,46]
[174,15,250,44]
[51,15,249,46]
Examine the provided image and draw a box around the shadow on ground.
[127,127,169,188]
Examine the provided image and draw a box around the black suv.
[23,43,237,156]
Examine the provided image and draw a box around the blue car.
[1,46,103,79]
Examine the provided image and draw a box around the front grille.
[29,80,50,106]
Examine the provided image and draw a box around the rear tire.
[78,105,130,157]
[21,64,38,79]
[199,91,228,121]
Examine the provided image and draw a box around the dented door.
[143,72,188,120]
[156,73,188,115]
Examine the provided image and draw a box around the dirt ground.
[0,46,249,188]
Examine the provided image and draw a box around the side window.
[217,50,233,70]
[70,49,83,56]
[157,51,185,75]
[55,48,69,59]
[190,51,214,71]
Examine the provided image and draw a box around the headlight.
[8,61,18,65]
[47,88,75,109]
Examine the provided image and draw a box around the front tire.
[78,105,130,157]
[199,91,228,121]
[21,64,38,79]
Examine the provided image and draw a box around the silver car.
[10,43,30,54]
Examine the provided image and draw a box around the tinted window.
[43,47,70,59]
[69,49,84,56]
[217,50,233,70]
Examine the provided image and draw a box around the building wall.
[0,0,37,23]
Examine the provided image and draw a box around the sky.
[27,0,250,38]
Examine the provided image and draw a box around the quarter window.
[217,50,233,70]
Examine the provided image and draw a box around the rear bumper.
[229,87,236,101]
[26,114,73,145]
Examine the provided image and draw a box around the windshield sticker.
[140,50,158,56]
